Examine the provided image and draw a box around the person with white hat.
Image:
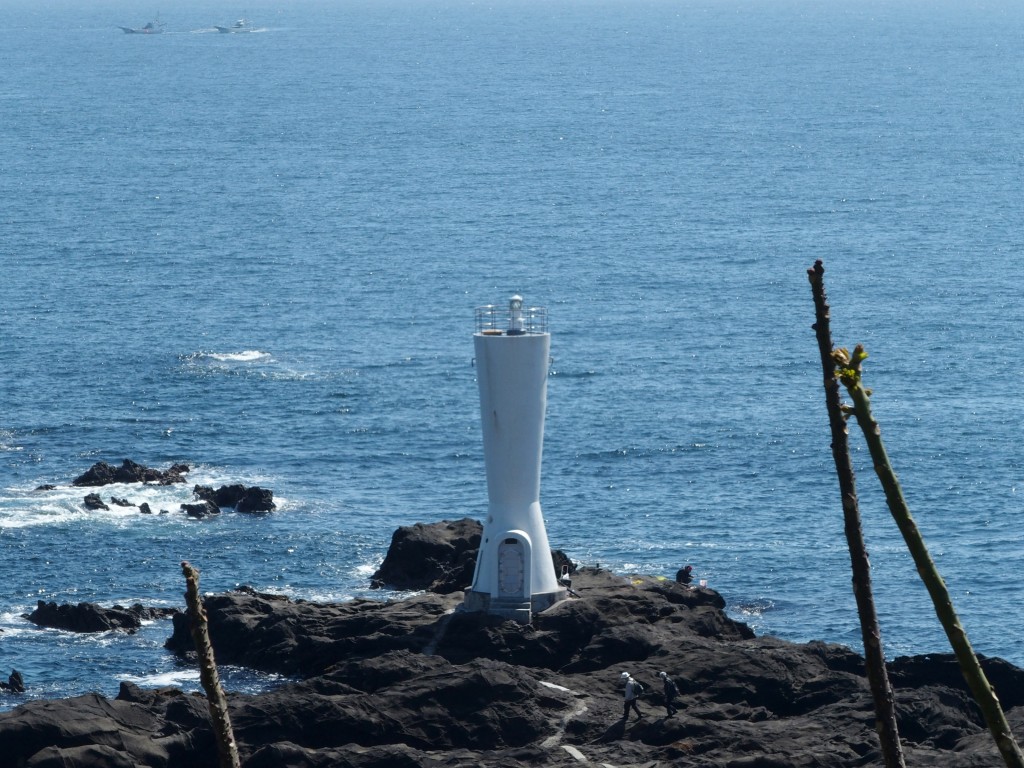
[659,671,680,717]
[620,672,644,721]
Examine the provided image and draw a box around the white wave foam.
[0,483,197,530]
[179,350,273,370]
[0,498,89,529]
[292,589,357,602]
[0,611,32,636]
[122,669,200,687]
[352,563,377,578]
[179,351,327,384]
[206,350,271,363]
[734,600,775,618]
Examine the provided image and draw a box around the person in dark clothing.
[659,671,679,716]
[676,565,693,584]
[620,672,644,721]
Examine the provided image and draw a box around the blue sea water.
[1,0,1023,709]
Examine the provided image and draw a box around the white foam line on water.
[121,669,200,687]
[0,490,182,530]
[205,350,272,363]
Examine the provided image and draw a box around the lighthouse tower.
[463,296,566,624]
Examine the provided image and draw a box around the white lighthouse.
[463,296,566,624]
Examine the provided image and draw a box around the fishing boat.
[215,19,256,33]
[118,20,164,34]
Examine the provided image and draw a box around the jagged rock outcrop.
[370,518,482,593]
[193,484,276,513]
[181,500,220,519]
[83,493,108,511]
[0,671,24,694]
[26,601,179,634]
[236,487,275,513]
[72,459,190,487]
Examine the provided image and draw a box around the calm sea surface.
[1,0,1022,708]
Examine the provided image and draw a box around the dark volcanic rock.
[0,689,217,768]
[0,671,24,693]
[194,483,246,507]
[193,484,276,513]
[1,524,1021,768]
[889,653,1024,709]
[165,586,458,677]
[73,459,189,487]
[26,601,178,634]
[232,652,569,753]
[73,463,118,487]
[181,500,220,519]
[236,486,275,513]
[83,493,109,511]
[157,569,1024,767]
[371,518,482,593]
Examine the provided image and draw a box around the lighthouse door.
[497,538,525,598]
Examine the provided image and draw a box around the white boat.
[119,20,164,34]
[215,19,256,33]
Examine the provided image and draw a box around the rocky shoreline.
[0,520,1021,767]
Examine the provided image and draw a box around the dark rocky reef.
[73,459,190,487]
[1,521,1022,767]
[2,570,1022,766]
[56,460,276,517]
[193,484,276,514]
[26,601,179,634]
[164,570,752,680]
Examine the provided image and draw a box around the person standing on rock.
[620,672,644,721]
[659,671,679,717]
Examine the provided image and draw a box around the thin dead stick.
[182,561,241,768]
[834,345,1024,768]
[807,261,905,768]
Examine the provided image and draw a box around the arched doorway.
[497,537,525,598]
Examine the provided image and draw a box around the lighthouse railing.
[475,304,548,335]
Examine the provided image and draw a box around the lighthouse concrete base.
[462,588,567,625]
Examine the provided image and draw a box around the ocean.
[1,0,1022,709]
